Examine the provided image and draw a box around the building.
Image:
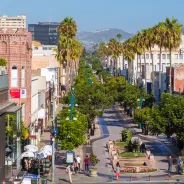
[0,67,22,183]
[166,64,184,94]
[28,22,60,45]
[32,41,65,97]
[0,14,26,31]
[30,76,47,145]
[0,28,32,127]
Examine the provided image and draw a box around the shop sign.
[10,89,20,98]
[20,89,26,98]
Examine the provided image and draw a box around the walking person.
[76,155,81,171]
[115,162,120,181]
[84,155,89,174]
[177,156,183,174]
[168,156,172,173]
[73,158,79,174]
[66,165,73,183]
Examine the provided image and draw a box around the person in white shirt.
[76,155,81,171]
[66,164,73,183]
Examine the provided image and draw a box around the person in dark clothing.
[84,155,89,173]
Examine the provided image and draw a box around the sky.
[1,0,184,34]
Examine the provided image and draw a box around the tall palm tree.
[117,34,122,43]
[123,38,136,83]
[146,28,156,95]
[140,29,149,88]
[164,17,182,94]
[97,42,109,66]
[108,38,123,77]
[154,22,167,98]
[57,17,79,92]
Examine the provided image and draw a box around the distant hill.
[76,28,134,50]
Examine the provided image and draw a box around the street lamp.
[52,137,55,182]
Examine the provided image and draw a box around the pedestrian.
[73,158,79,174]
[66,165,73,183]
[76,155,81,171]
[168,156,172,173]
[177,156,183,174]
[84,155,89,173]
[115,162,120,181]
[50,133,53,145]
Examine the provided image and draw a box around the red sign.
[28,135,36,140]
[10,89,20,98]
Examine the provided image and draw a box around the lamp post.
[52,137,55,182]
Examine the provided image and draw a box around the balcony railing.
[0,74,8,89]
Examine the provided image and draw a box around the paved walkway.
[37,104,184,183]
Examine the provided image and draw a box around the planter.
[89,168,98,177]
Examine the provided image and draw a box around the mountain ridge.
[76,28,134,50]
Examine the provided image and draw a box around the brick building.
[166,64,184,93]
[0,28,32,126]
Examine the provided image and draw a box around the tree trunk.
[136,53,138,84]
[139,55,142,85]
[144,52,146,90]
[150,48,154,95]
[159,47,162,99]
[59,63,62,96]
[169,49,172,94]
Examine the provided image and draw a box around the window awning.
[6,106,22,113]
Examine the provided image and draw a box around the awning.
[6,106,22,113]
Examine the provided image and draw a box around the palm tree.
[117,34,122,43]
[108,38,123,77]
[123,38,136,83]
[146,28,156,95]
[164,17,182,94]
[57,17,79,92]
[140,29,149,88]
[58,17,77,38]
[154,22,167,98]
[97,42,109,66]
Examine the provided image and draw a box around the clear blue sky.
[1,0,184,33]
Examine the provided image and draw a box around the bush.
[121,129,132,142]
[89,153,100,167]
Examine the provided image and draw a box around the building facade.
[28,22,59,45]
[0,28,32,126]
[0,68,22,183]
[0,14,26,31]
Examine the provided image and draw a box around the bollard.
[149,175,151,181]
[168,174,171,181]
[130,176,132,182]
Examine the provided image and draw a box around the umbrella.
[40,145,52,151]
[24,145,38,152]
[21,151,34,158]
[37,152,47,159]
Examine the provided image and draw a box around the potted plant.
[89,153,100,177]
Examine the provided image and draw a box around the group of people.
[66,155,89,183]
[168,156,183,174]
[21,157,43,174]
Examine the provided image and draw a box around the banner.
[10,89,20,98]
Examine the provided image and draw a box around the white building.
[0,14,26,30]
[31,76,46,145]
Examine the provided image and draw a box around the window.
[11,66,18,87]
[174,54,178,60]
[43,47,48,50]
[162,54,166,59]
[157,54,160,59]
[141,54,144,59]
[146,54,149,59]
[34,47,38,50]
[167,54,170,59]
[179,54,183,60]
[21,66,25,88]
